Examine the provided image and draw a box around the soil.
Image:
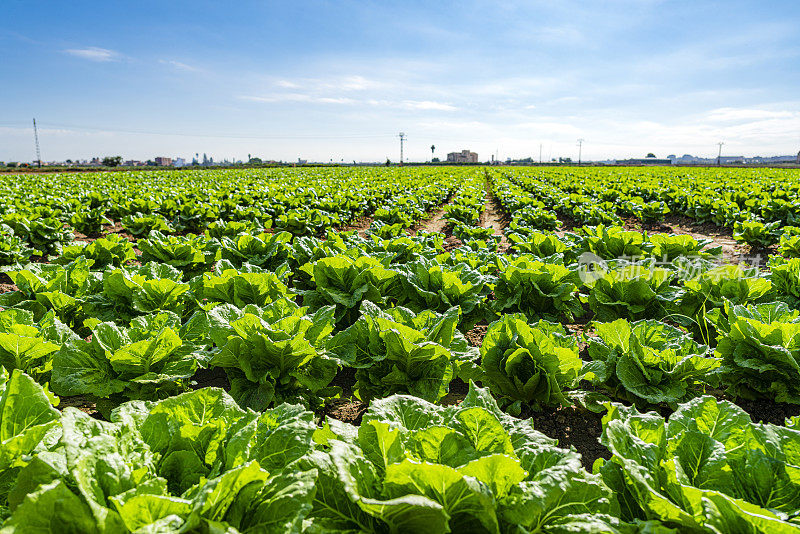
[337,216,374,237]
[443,236,463,252]
[0,283,17,294]
[413,206,450,235]
[525,406,609,470]
[440,378,469,406]
[481,183,510,251]
[465,324,488,348]
[58,395,99,417]
[191,367,230,390]
[324,398,368,425]
[726,397,800,426]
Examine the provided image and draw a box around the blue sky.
[1,0,799,162]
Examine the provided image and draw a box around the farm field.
[2,165,800,532]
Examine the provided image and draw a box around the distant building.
[173,158,186,167]
[617,158,672,165]
[123,160,144,166]
[797,151,800,164]
[154,157,172,166]
[446,149,479,163]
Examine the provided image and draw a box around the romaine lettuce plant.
[480,314,583,413]
[649,233,721,261]
[99,263,191,321]
[328,302,478,402]
[0,380,318,533]
[577,225,654,260]
[207,299,339,410]
[493,256,583,322]
[507,231,575,261]
[395,257,490,331]
[52,311,204,404]
[121,212,173,236]
[219,231,292,271]
[598,396,800,532]
[54,234,136,269]
[586,319,719,407]
[193,260,291,309]
[0,308,78,384]
[304,383,622,533]
[715,301,800,403]
[300,255,400,329]
[676,264,772,343]
[69,208,111,236]
[587,265,679,321]
[138,231,220,278]
[0,225,34,270]
[733,219,781,248]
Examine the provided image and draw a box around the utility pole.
[717,142,724,166]
[32,118,42,168]
[577,138,585,166]
[398,132,406,166]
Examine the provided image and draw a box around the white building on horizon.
[446,149,479,163]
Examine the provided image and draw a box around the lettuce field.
[2,165,800,533]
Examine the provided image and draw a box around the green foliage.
[138,231,220,277]
[0,380,319,533]
[0,226,33,269]
[507,231,573,260]
[510,205,562,231]
[599,396,800,532]
[300,255,399,329]
[676,264,772,343]
[0,309,77,383]
[480,314,582,412]
[54,234,136,269]
[305,382,619,533]
[649,233,721,261]
[52,312,203,402]
[715,301,800,403]
[586,319,719,407]
[219,231,292,271]
[587,265,679,321]
[194,260,291,308]
[121,212,173,236]
[733,219,781,247]
[207,299,339,410]
[577,225,654,260]
[328,302,477,402]
[493,256,583,321]
[395,257,490,330]
[69,208,110,236]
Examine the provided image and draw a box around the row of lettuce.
[2,369,799,533]
[2,218,800,415]
[490,167,800,248]
[0,167,485,264]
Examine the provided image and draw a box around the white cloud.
[159,59,200,72]
[401,100,457,111]
[239,94,356,105]
[707,107,797,122]
[63,47,120,62]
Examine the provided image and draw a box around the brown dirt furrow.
[481,181,510,251]
[337,216,374,237]
[412,206,449,235]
